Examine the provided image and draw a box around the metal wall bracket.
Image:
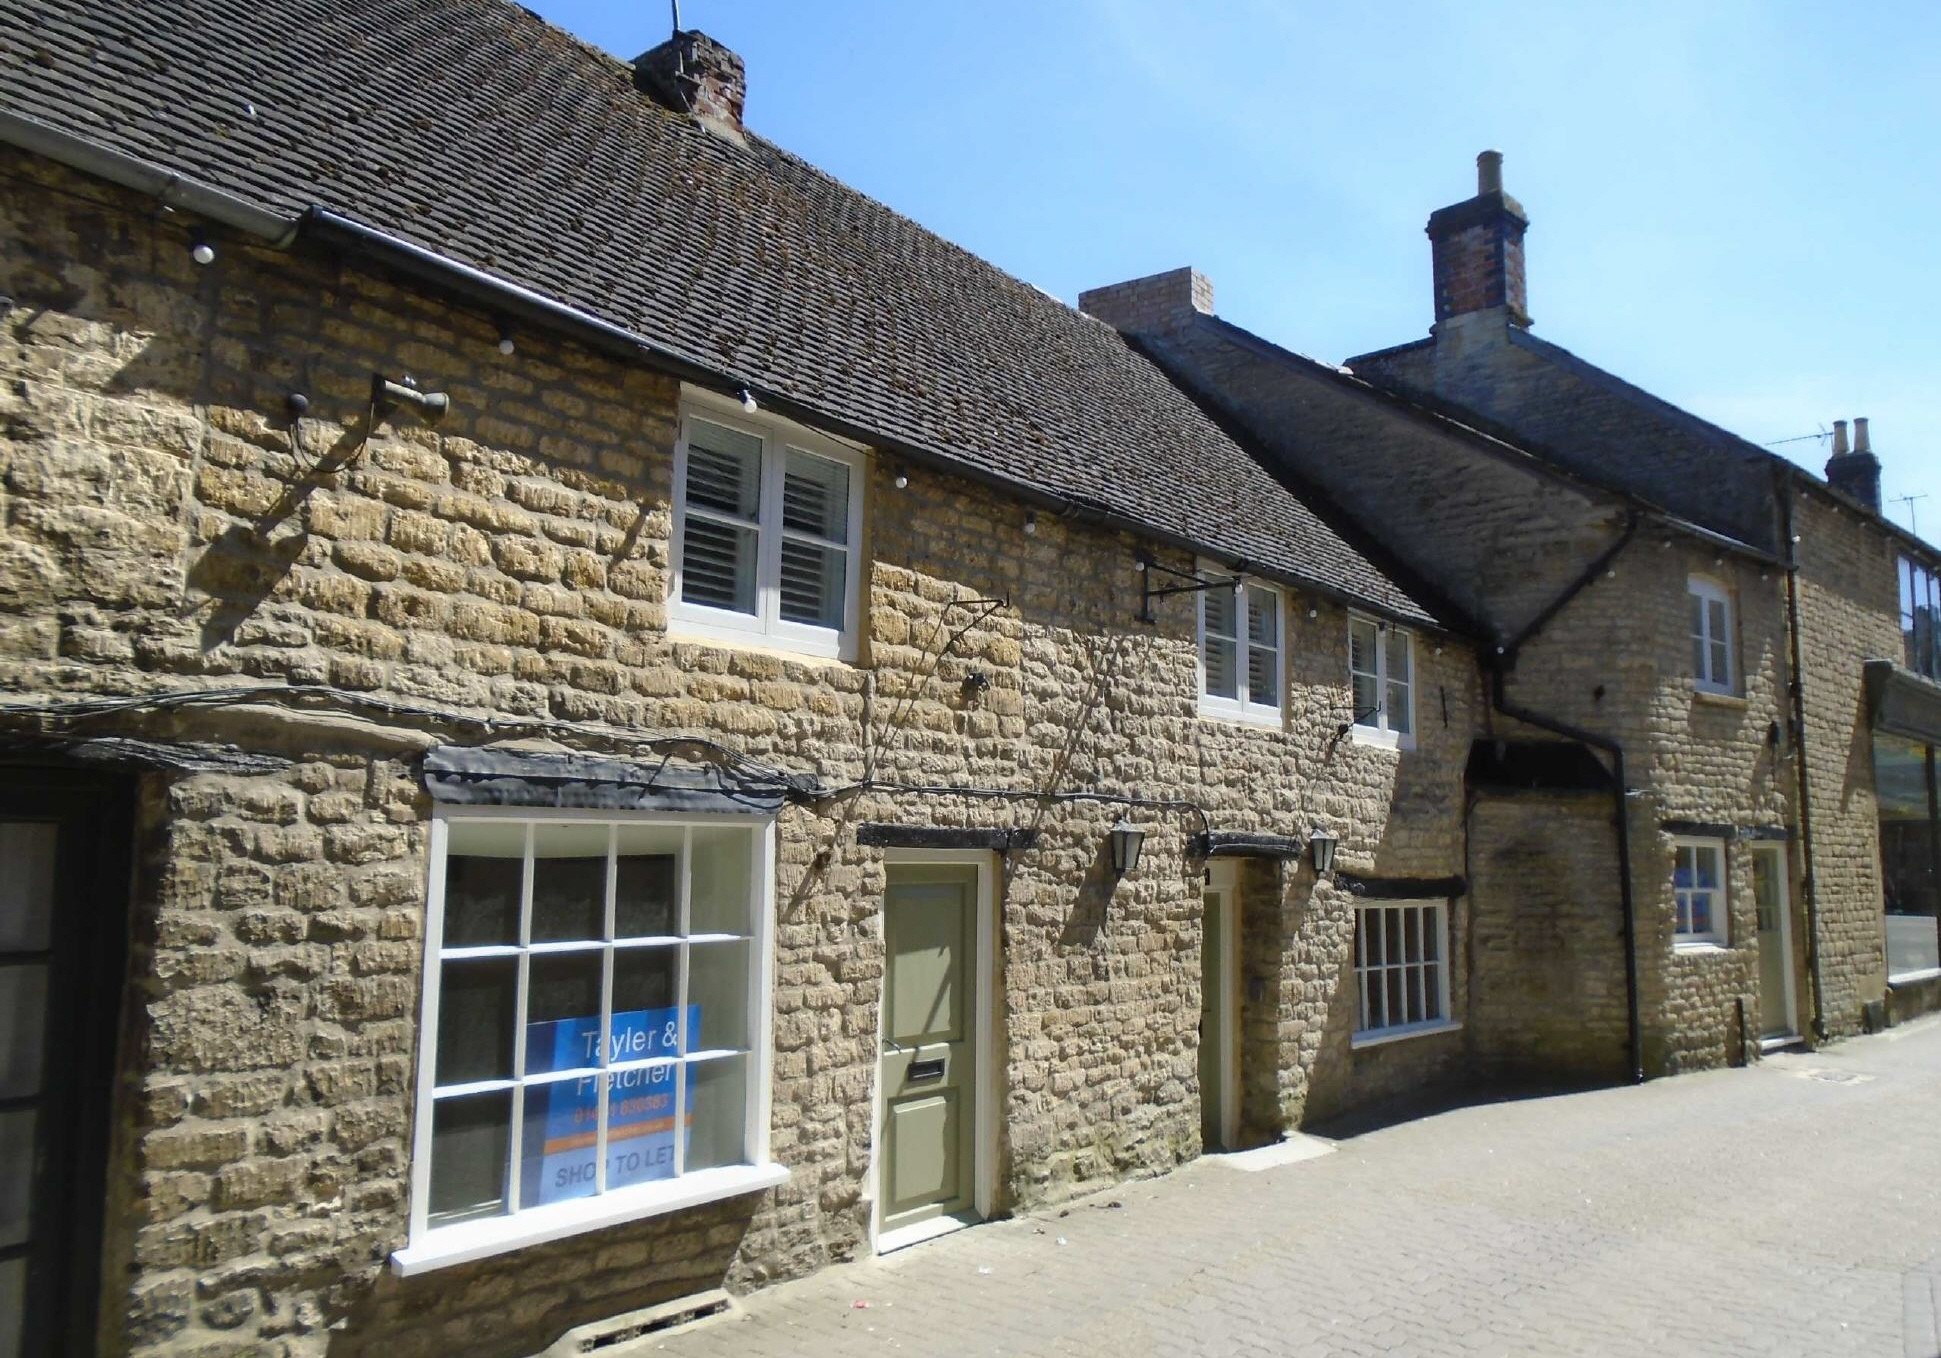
[1136,555,1241,624]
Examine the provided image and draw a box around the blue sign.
[518,1004,698,1206]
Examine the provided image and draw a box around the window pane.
[1246,588,1278,647]
[1204,636,1238,700]
[1386,680,1411,735]
[0,1256,22,1358]
[685,1055,749,1172]
[1674,846,1694,889]
[781,449,850,543]
[1708,599,1728,644]
[1696,847,1721,890]
[689,939,751,1052]
[1710,639,1730,685]
[1247,644,1279,709]
[685,421,762,518]
[680,515,758,614]
[1352,671,1380,727]
[1349,619,1378,675]
[531,824,609,943]
[612,947,680,1053]
[0,1109,31,1250]
[437,957,516,1085]
[614,824,682,938]
[1203,583,1236,641]
[429,1090,511,1226]
[0,822,57,951]
[1385,627,1410,688]
[777,538,845,629]
[519,1081,599,1209]
[607,1061,680,1189]
[0,965,47,1099]
[690,826,756,936]
[1690,892,1713,937]
[1385,968,1405,1027]
[444,821,524,948]
[526,951,604,1075]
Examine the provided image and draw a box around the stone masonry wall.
[0,149,1478,1357]
[1791,491,1902,1035]
[1494,534,1794,1075]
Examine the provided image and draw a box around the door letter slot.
[907,1057,946,1083]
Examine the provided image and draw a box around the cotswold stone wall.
[1,150,1478,1357]
[1466,795,1628,1080]
[1494,535,1795,1075]
[1790,492,1901,1035]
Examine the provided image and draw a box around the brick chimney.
[1426,150,1531,329]
[1825,416,1882,511]
[1078,267,1215,336]
[635,31,746,141]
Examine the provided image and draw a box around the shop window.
[396,813,785,1274]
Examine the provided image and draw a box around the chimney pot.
[1477,149,1504,195]
[1824,417,1881,513]
[1424,151,1530,329]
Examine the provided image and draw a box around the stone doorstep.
[529,1289,737,1357]
[1204,1134,1338,1172]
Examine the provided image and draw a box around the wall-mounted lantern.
[1308,827,1339,877]
[1108,820,1146,876]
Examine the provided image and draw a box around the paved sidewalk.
[655,1019,1941,1358]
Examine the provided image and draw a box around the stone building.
[0,4,1499,1355]
[1087,151,1941,1087]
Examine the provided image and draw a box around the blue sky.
[531,1,1941,530]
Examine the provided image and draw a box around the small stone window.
[1688,576,1735,695]
[1673,837,1729,947]
[1199,572,1283,725]
[670,392,865,660]
[394,811,787,1275]
[1349,615,1414,748]
[1352,901,1452,1043]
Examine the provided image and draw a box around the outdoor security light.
[1108,820,1145,876]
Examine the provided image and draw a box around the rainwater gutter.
[1774,468,1828,1041]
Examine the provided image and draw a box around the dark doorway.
[1,769,133,1357]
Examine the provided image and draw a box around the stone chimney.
[1078,267,1215,336]
[1426,150,1531,329]
[1825,416,1882,511]
[635,31,746,141]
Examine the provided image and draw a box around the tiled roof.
[1352,329,1780,552]
[0,0,1436,624]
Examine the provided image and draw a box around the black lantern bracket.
[1135,555,1242,624]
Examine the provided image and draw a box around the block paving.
[655,1019,1941,1358]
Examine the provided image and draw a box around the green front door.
[880,866,978,1236]
[1199,884,1234,1151]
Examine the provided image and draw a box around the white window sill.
[1349,725,1415,752]
[1888,967,1941,986]
[667,618,856,667]
[390,1161,791,1276]
[1197,698,1283,729]
[1351,1018,1461,1050]
[1673,939,1732,955]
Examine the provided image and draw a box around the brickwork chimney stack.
[1426,150,1530,329]
[1078,267,1216,336]
[1825,416,1882,512]
[635,31,746,141]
